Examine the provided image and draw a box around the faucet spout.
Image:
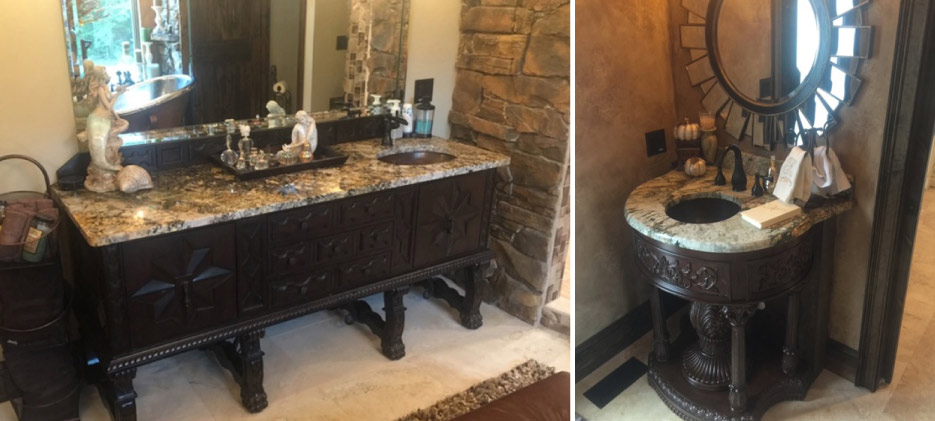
[713,145,747,192]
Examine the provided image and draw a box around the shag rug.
[396,360,555,421]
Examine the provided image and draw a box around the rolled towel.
[0,208,32,261]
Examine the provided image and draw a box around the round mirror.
[708,0,831,116]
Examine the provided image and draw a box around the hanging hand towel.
[773,147,813,205]
[811,145,852,196]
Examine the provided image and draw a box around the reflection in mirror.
[680,0,873,148]
[61,0,410,135]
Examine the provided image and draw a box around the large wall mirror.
[680,0,872,148]
[61,0,410,135]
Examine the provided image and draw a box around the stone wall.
[345,0,410,106]
[449,0,570,324]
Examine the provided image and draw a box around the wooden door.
[412,172,490,268]
[189,0,271,124]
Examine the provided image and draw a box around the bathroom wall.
[449,0,570,324]
[0,2,77,193]
[270,0,302,110]
[666,0,902,349]
[309,0,350,111]
[575,0,679,344]
[402,0,460,139]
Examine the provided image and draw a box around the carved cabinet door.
[412,172,489,268]
[122,224,238,348]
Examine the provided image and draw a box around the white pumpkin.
[675,118,701,141]
[684,157,706,177]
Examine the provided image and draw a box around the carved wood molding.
[103,250,493,374]
[636,239,724,294]
[754,240,814,293]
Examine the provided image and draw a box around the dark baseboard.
[575,293,685,382]
[825,338,859,382]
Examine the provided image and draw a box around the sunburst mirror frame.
[680,0,873,148]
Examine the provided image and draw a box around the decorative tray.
[207,146,349,181]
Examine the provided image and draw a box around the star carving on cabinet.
[130,242,232,326]
[428,183,479,256]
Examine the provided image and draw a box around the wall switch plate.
[414,79,434,102]
[645,129,667,157]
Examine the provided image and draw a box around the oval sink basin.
[666,197,741,224]
[114,74,194,115]
[378,151,456,165]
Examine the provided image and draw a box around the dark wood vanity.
[56,137,506,420]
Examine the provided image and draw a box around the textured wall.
[575,0,678,344]
[666,0,901,349]
[0,2,78,192]
[344,0,410,106]
[403,0,461,139]
[450,0,570,325]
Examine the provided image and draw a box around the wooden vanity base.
[99,368,138,421]
[341,288,408,360]
[209,329,269,413]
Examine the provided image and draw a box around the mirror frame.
[707,0,833,116]
[681,0,874,147]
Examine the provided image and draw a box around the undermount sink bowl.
[665,197,741,224]
[378,151,456,165]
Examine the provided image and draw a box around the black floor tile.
[582,357,648,409]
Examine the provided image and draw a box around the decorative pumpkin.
[675,118,701,141]
[684,157,706,177]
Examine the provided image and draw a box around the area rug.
[396,359,556,421]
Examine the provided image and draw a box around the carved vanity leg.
[417,262,487,330]
[211,329,268,413]
[461,262,487,329]
[723,305,758,413]
[783,289,802,375]
[103,368,137,421]
[341,287,408,360]
[682,302,731,389]
[237,330,268,413]
[382,287,407,360]
[650,287,671,362]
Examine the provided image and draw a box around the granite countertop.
[54,138,510,247]
[625,166,854,253]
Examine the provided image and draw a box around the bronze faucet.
[714,145,747,192]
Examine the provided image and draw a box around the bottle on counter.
[387,99,403,140]
[370,94,383,115]
[765,155,778,193]
[402,103,414,138]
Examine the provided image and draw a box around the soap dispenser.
[414,97,436,138]
[387,99,403,140]
[402,103,414,138]
[370,94,383,115]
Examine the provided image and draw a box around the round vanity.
[625,167,853,420]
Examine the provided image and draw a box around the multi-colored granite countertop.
[54,138,510,247]
[625,166,854,253]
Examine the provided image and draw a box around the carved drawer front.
[339,192,395,226]
[413,172,488,268]
[123,224,238,348]
[635,238,730,300]
[316,232,357,262]
[268,241,314,276]
[338,252,392,290]
[268,204,335,244]
[359,222,394,254]
[746,235,815,299]
[269,269,332,308]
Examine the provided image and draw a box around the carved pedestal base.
[341,287,407,360]
[682,303,731,390]
[418,262,487,329]
[648,337,809,421]
[209,329,268,413]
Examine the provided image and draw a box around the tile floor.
[576,188,935,420]
[0,292,569,421]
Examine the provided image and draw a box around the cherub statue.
[284,110,317,156]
